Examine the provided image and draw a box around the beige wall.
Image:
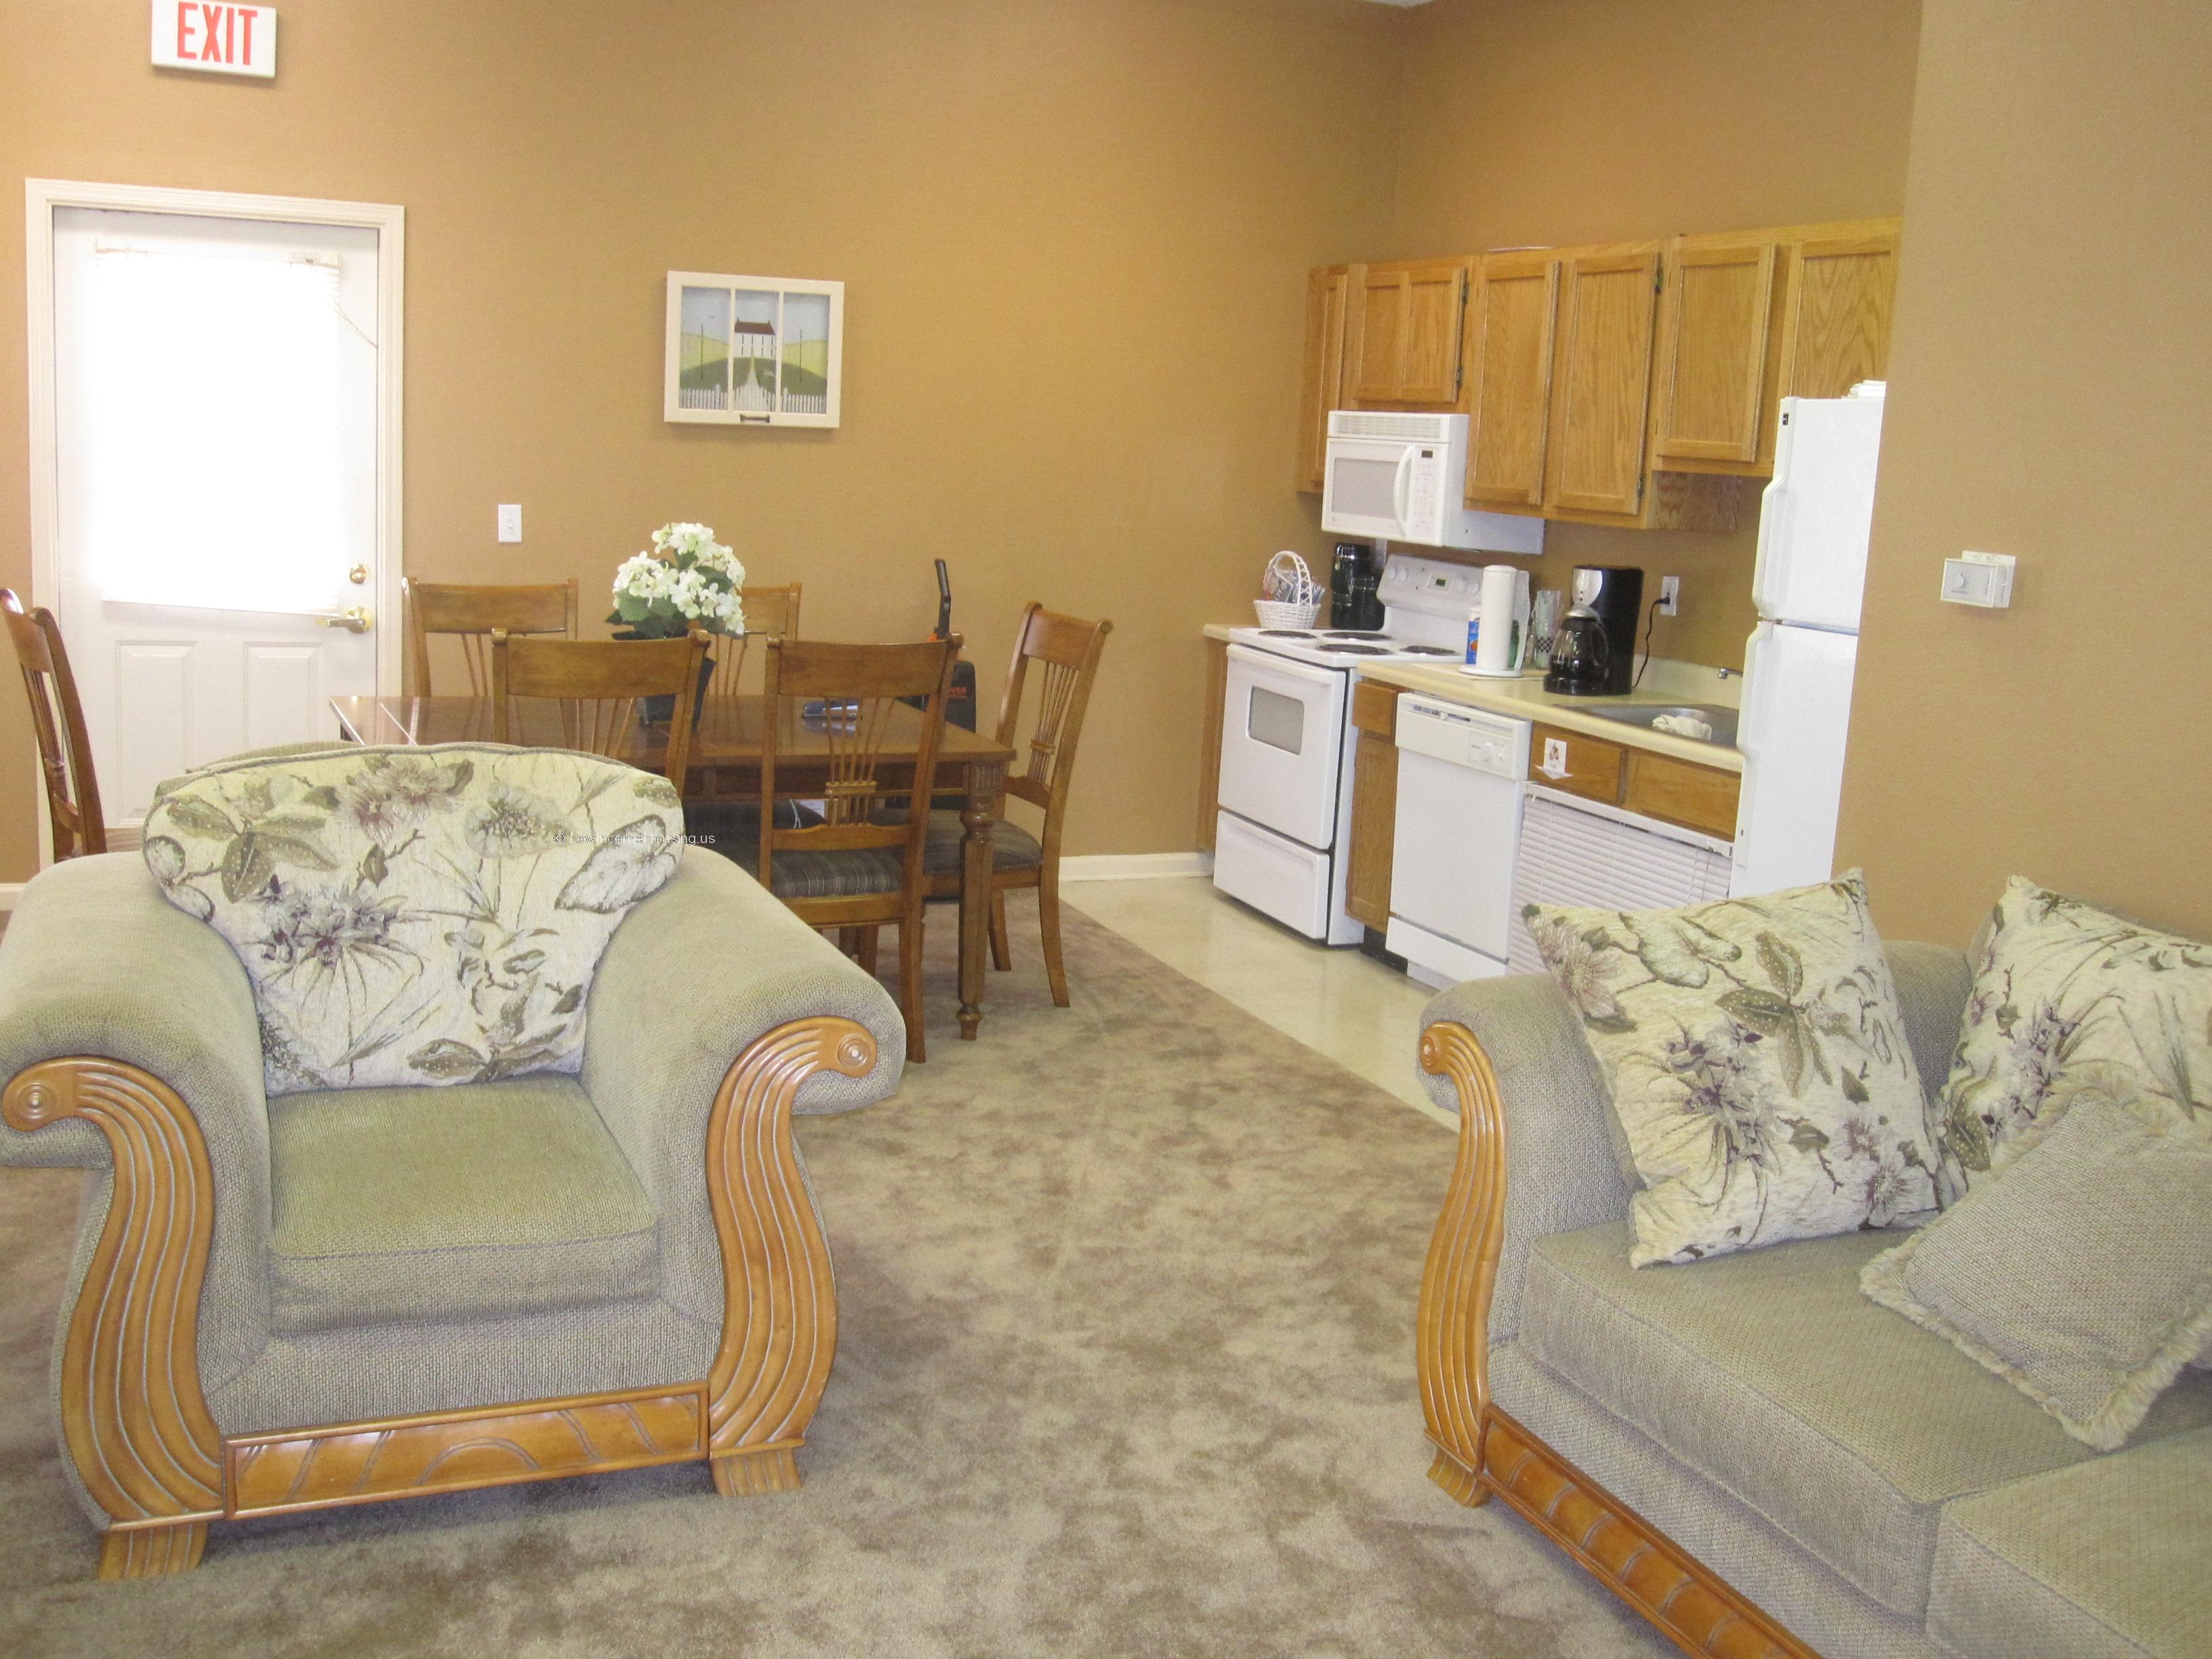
[0,0,1405,880]
[1836,0,2212,944]
[1387,0,1923,670]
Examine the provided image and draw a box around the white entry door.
[47,206,383,824]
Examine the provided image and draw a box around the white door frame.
[22,178,405,865]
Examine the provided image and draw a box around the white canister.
[1467,565,1532,677]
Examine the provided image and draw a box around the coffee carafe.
[1542,565,1643,695]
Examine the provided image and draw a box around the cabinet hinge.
[1654,264,1664,295]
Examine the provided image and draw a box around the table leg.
[958,759,1005,1041]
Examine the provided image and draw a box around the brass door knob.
[348,564,370,586]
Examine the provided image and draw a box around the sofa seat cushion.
[1517,1222,2212,1618]
[1927,1427,2212,1659]
[268,1075,658,1334]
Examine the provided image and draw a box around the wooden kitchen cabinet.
[1295,264,1355,492]
[1462,252,1559,509]
[1344,680,1401,931]
[1547,246,1666,518]
[1196,636,1228,852]
[1622,749,1742,839]
[1531,722,1628,804]
[1653,219,1900,476]
[1348,259,1469,407]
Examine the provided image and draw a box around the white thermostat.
[1940,550,2015,609]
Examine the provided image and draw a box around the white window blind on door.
[1508,792,1734,972]
[83,246,350,613]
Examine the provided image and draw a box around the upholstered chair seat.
[917,811,1042,874]
[732,844,908,901]
[266,1075,659,1334]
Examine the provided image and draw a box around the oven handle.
[1391,447,1416,531]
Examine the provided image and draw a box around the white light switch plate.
[1941,550,2013,608]
[497,504,523,544]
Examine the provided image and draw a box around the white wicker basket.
[1254,598,1321,629]
[1254,551,1322,630]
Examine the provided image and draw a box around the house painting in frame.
[665,270,843,428]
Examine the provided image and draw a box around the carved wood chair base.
[710,1446,803,1497]
[98,1521,208,1580]
[1427,1446,1487,1507]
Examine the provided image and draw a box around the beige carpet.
[0,897,1666,1658]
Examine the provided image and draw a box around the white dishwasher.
[1385,696,1531,989]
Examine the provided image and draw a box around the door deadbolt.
[348,564,370,586]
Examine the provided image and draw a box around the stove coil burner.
[1322,630,1387,639]
[1256,629,1316,638]
[1319,642,1391,655]
[1399,645,1456,657]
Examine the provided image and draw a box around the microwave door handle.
[1392,447,1416,531]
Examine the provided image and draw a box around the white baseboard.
[0,883,24,913]
[1057,852,1214,883]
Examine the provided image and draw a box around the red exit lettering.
[175,4,260,67]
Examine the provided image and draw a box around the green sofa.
[0,828,905,1580]
[1414,943,2211,1659]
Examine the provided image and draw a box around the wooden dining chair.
[736,636,959,1064]
[922,604,1112,1008]
[703,583,803,702]
[489,629,708,790]
[3,589,106,860]
[405,577,579,695]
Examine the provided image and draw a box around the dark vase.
[613,631,716,727]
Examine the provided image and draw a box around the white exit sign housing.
[152,1,277,79]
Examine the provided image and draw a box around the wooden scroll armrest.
[1416,1020,1509,1507]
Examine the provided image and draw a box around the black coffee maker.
[1329,542,1382,631]
[1543,565,1643,696]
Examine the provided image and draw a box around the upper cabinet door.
[1296,265,1353,492]
[1462,252,1559,508]
[1348,259,1467,405]
[1780,228,1900,399]
[1545,248,1662,518]
[1652,237,1782,465]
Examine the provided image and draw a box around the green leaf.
[302,785,342,811]
[1719,988,1798,1035]
[258,832,337,871]
[360,844,390,886]
[502,949,547,976]
[407,1039,488,1079]
[164,797,238,839]
[552,984,584,1015]
[1783,1117,1830,1153]
[1840,1068,1870,1104]
[1583,1012,1638,1036]
[1777,1022,1808,1092]
[220,832,276,903]
[1755,931,1804,998]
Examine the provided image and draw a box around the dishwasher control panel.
[1395,695,1531,780]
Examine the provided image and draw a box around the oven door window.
[1329,453,1400,521]
[1246,685,1305,754]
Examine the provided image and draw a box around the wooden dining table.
[329,694,1017,1042]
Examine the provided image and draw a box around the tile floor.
[1064,875,1455,1132]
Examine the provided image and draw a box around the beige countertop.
[1203,622,1743,773]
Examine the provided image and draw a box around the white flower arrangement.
[608,523,746,638]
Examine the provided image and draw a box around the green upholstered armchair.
[0,745,905,1581]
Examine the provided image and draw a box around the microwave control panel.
[1404,447,1441,539]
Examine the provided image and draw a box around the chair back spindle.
[3,589,106,859]
[704,583,804,703]
[995,605,1113,838]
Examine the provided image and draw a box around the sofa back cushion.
[144,744,683,1094]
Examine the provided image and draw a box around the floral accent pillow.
[1938,876,2211,1187]
[145,745,684,1096]
[1525,874,1954,1268]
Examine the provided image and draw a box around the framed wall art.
[664,270,843,428]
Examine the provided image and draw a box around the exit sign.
[152,1,277,79]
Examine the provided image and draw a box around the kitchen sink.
[1580,703,1739,747]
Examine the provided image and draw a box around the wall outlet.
[1941,550,2015,607]
[1658,575,1681,616]
[497,504,523,544]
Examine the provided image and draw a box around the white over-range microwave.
[1321,411,1547,556]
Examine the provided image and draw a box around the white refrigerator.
[1729,387,1886,897]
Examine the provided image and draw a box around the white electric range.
[1211,556,1487,944]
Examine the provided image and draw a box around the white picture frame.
[664,270,843,428]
